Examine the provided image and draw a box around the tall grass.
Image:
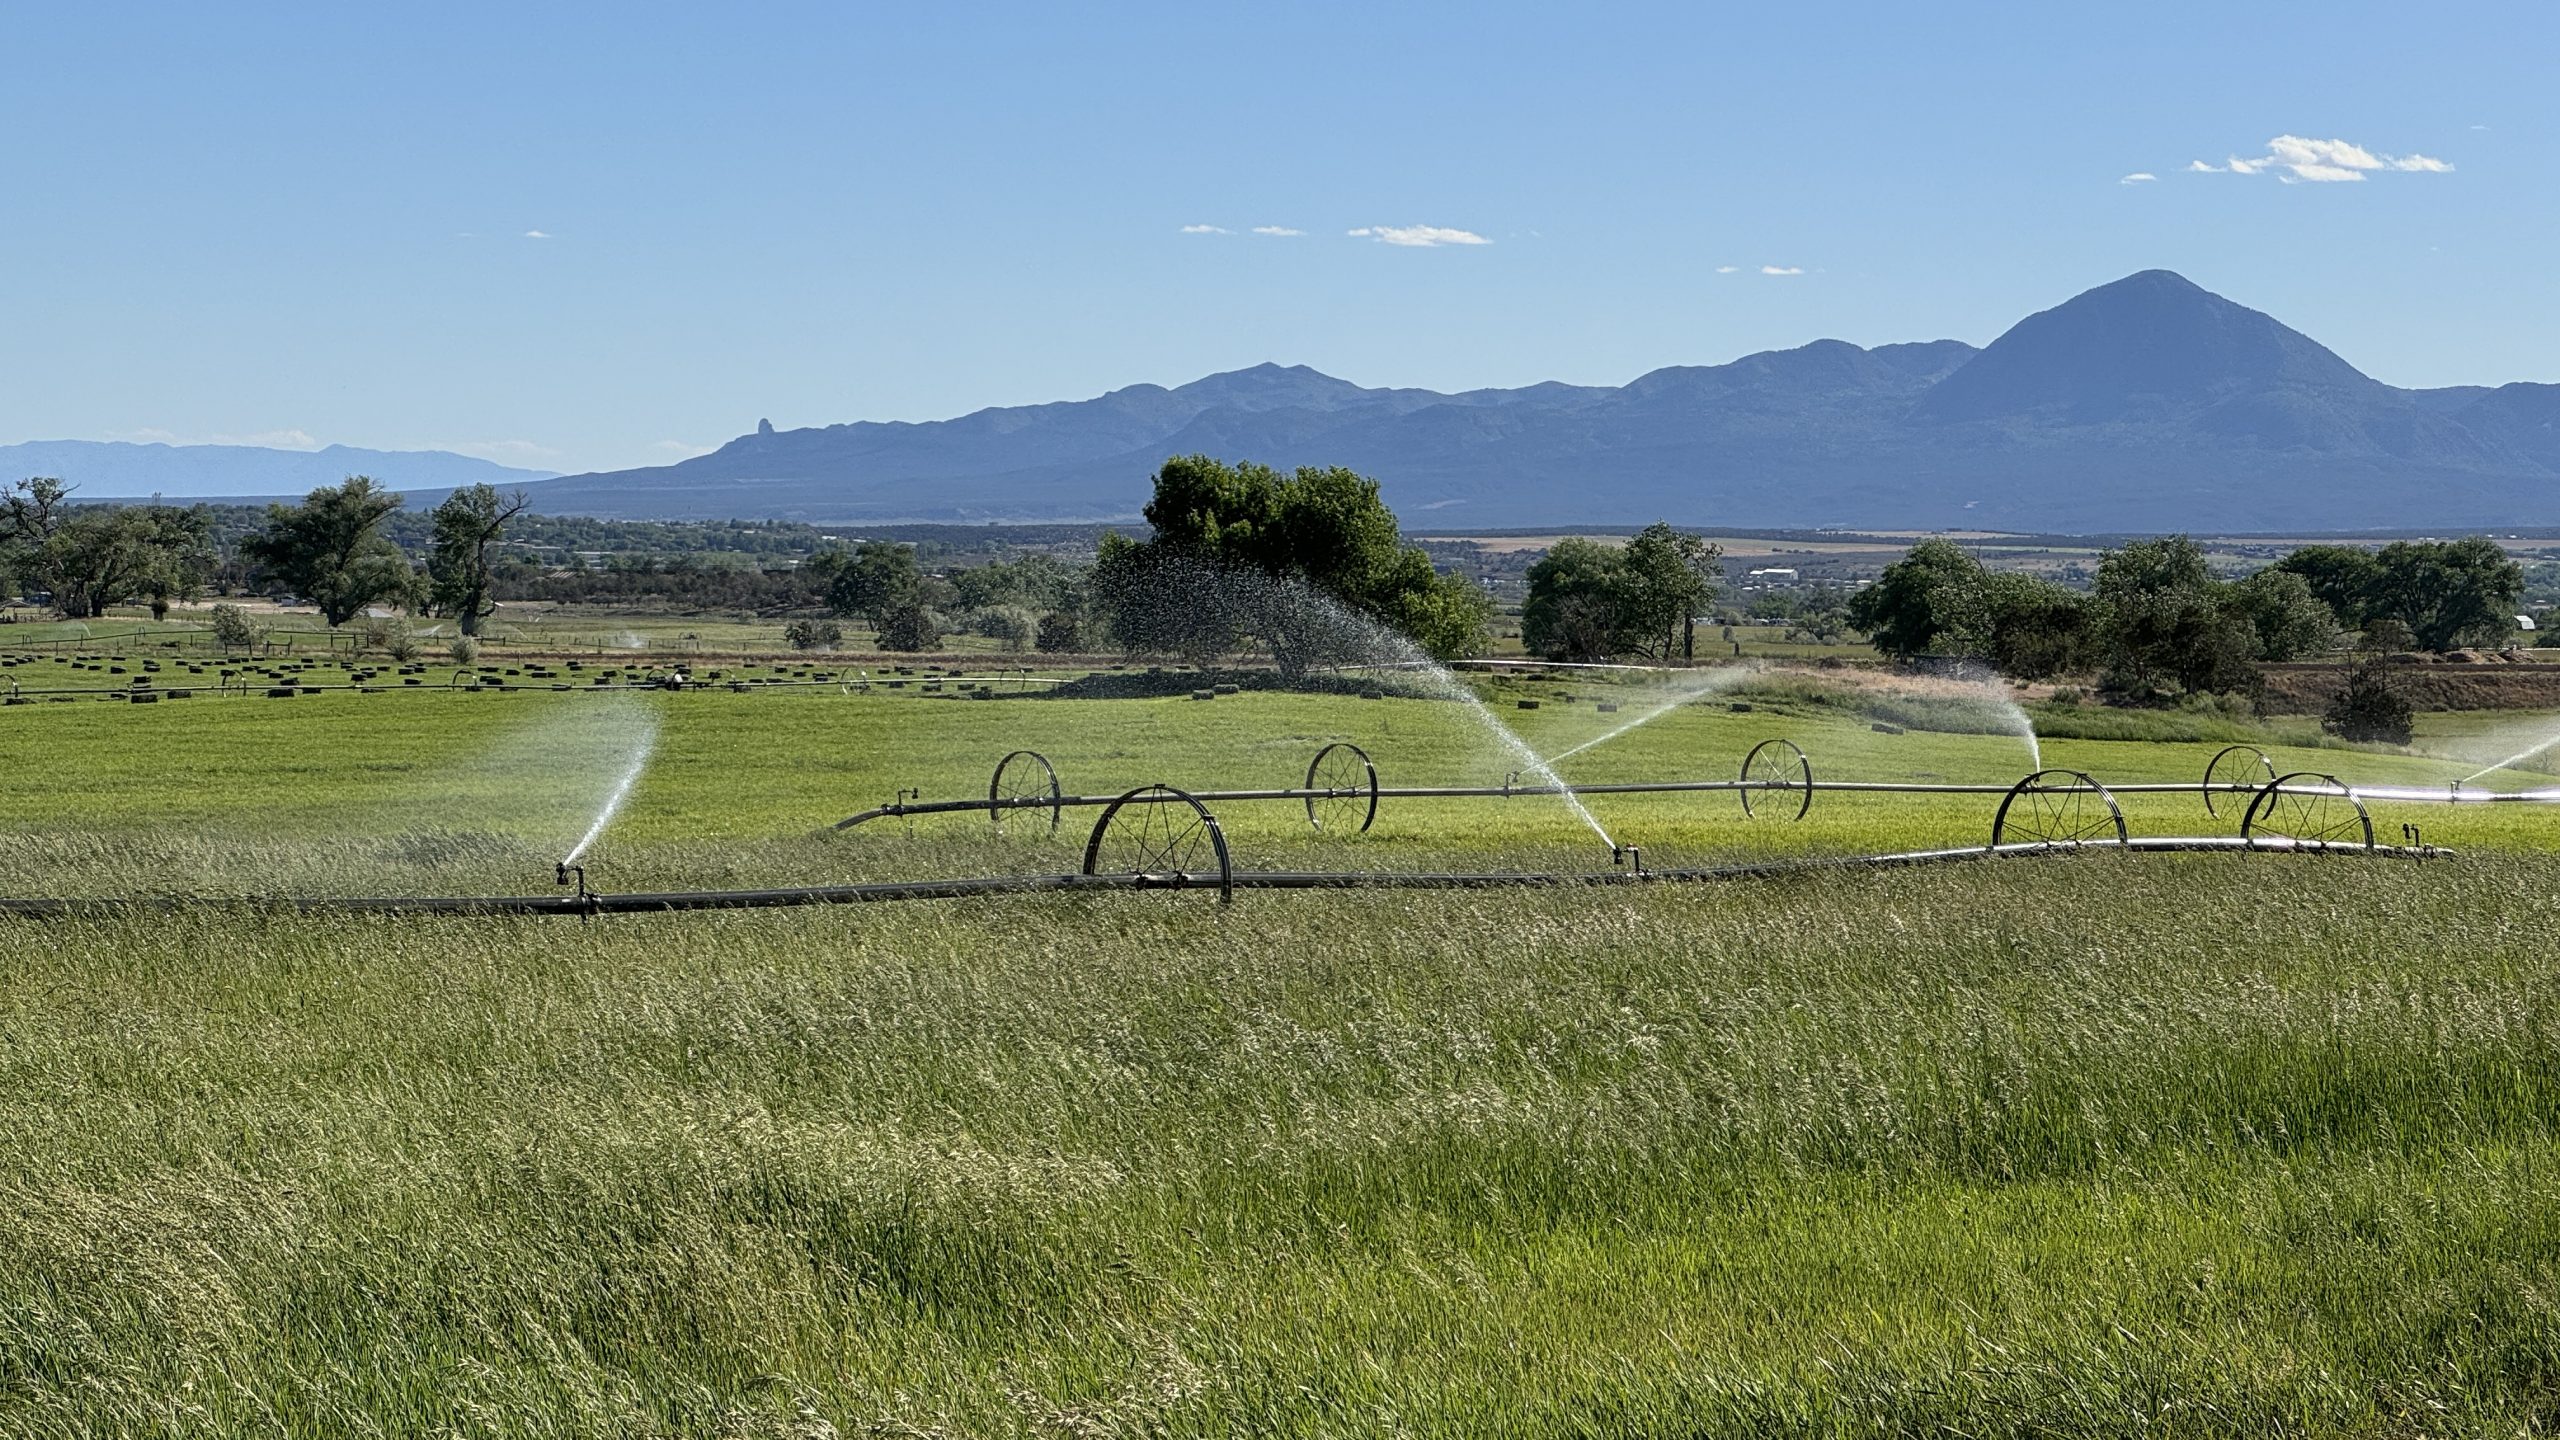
[4,857,2559,1435]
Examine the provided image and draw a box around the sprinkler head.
[1612,843,1644,874]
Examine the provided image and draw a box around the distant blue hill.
[515,271,2560,532]
[0,440,553,500]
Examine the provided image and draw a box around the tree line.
[3,458,1508,670]
[1842,534,2524,698]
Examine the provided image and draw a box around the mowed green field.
[7,676,2560,1435]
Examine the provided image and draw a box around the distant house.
[1748,567,1799,581]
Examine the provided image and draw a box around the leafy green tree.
[1095,455,1488,671]
[426,484,530,636]
[1616,522,1722,659]
[208,602,259,650]
[1521,538,1625,661]
[972,604,1039,652]
[1975,572,2096,680]
[821,541,921,624]
[951,553,1079,612]
[2269,545,2382,628]
[240,477,416,627]
[1844,540,1987,660]
[876,602,943,652]
[2366,538,2522,652]
[782,618,842,650]
[2,487,216,619]
[1035,611,1082,652]
[2227,568,2337,662]
[1520,525,1720,661]
[0,478,70,601]
[2094,537,2257,699]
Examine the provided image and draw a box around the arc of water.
[564,723,658,865]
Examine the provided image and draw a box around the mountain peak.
[1912,270,2377,425]
[1167,363,1380,414]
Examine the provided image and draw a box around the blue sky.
[5,0,2553,475]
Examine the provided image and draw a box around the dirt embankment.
[2260,652,2560,714]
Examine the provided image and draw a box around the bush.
[449,637,480,666]
[876,604,944,653]
[208,603,259,651]
[359,616,420,662]
[782,619,843,651]
[1036,611,1082,653]
[2324,654,2414,744]
[972,605,1039,653]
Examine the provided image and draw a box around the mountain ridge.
[24,273,2557,531]
[0,440,554,500]
[514,271,2558,531]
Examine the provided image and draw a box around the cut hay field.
[5,670,2560,1435]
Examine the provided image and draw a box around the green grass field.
[6,668,2560,1434]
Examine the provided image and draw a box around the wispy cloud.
[1714,265,1741,274]
[1250,225,1304,236]
[651,439,717,460]
[523,229,553,239]
[2188,135,2452,183]
[2120,172,2157,184]
[1759,265,1805,276]
[1348,225,1491,248]
[1179,223,1230,234]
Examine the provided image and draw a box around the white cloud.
[2189,135,2452,183]
[2120,172,2157,184]
[1348,225,1491,248]
[651,439,717,460]
[1714,265,1741,274]
[523,229,552,239]
[1760,265,1805,276]
[1250,225,1304,236]
[1179,223,1229,234]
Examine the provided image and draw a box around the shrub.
[876,604,944,653]
[972,606,1038,652]
[449,637,480,666]
[783,619,843,651]
[359,616,420,662]
[1036,611,1082,653]
[208,603,259,651]
[2324,654,2414,744]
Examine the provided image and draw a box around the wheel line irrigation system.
[3,738,2509,921]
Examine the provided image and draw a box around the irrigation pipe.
[0,836,2449,922]
[830,778,2554,830]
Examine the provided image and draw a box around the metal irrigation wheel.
[987,749,1062,833]
[1989,769,2127,850]
[1082,784,1234,900]
[2242,772,2375,852]
[1303,741,1380,833]
[1737,738,1813,820]
[2202,744,2276,821]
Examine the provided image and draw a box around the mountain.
[524,273,2560,530]
[127,272,2549,532]
[0,440,555,500]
